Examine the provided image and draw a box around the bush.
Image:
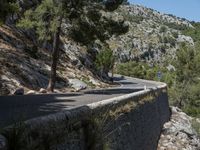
[159,26,167,33]
[172,32,179,38]
[182,22,200,42]
[116,61,167,81]
[116,61,147,79]
[95,48,115,77]
[164,22,187,30]
[116,43,200,117]
[119,10,144,24]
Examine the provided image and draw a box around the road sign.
[157,71,162,80]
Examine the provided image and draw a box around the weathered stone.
[68,79,87,91]
[26,90,37,95]
[177,35,194,45]
[89,78,101,86]
[39,88,47,93]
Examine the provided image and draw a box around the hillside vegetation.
[115,5,200,117]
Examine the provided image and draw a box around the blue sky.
[128,0,200,22]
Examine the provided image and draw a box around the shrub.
[172,32,179,38]
[164,22,187,30]
[182,22,200,42]
[159,26,167,33]
[95,48,115,77]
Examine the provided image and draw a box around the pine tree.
[0,0,17,24]
[18,0,126,92]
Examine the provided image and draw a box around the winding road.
[0,75,160,128]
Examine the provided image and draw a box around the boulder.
[69,79,87,91]
[89,78,101,86]
[39,88,47,93]
[13,88,24,95]
[26,90,37,95]
[177,35,194,45]
[166,64,176,72]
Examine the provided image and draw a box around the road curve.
[0,75,163,128]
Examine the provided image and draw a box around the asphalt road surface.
[0,75,160,128]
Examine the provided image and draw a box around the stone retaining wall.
[0,83,170,150]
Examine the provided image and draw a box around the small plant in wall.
[84,115,111,150]
[1,121,27,150]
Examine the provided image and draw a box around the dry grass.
[138,94,155,104]
[109,101,137,119]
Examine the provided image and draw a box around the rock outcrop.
[158,107,200,150]
[109,4,194,63]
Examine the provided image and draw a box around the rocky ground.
[0,25,110,95]
[158,107,200,150]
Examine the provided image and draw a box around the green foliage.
[84,116,110,150]
[191,119,200,136]
[159,25,167,33]
[116,61,147,79]
[70,11,129,45]
[172,31,179,39]
[116,43,200,117]
[0,0,18,24]
[17,0,61,41]
[161,36,176,47]
[164,22,187,30]
[168,36,176,47]
[182,22,200,42]
[170,44,200,117]
[116,61,169,81]
[95,48,115,75]
[175,44,200,82]
[118,10,144,24]
[18,0,128,44]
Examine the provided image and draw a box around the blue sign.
[157,71,162,79]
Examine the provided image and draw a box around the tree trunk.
[47,16,62,92]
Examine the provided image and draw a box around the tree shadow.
[84,88,141,95]
[0,93,82,128]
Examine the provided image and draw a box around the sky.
[128,0,200,22]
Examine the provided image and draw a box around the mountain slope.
[110,4,194,64]
[0,25,107,95]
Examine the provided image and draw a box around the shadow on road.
[0,94,82,128]
[84,88,141,95]
[117,81,137,85]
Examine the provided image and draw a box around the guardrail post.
[0,134,7,150]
